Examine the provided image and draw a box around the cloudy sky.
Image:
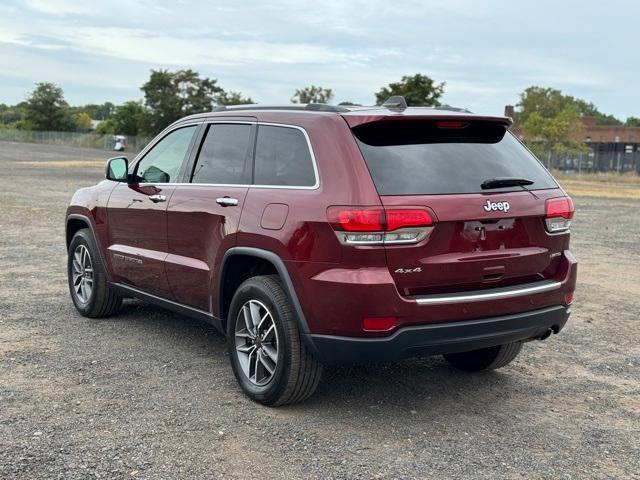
[0,0,637,119]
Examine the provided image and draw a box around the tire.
[227,275,322,406]
[67,228,122,318]
[443,342,523,372]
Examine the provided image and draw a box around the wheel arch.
[219,247,311,337]
[66,215,90,248]
[66,214,110,282]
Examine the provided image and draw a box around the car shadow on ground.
[103,299,527,415]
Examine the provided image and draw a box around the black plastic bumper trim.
[307,305,570,365]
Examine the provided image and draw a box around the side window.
[191,123,253,184]
[254,125,316,187]
[136,126,197,183]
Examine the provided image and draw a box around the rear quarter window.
[254,125,316,187]
[353,120,558,195]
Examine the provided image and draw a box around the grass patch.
[550,171,640,199]
[551,170,640,185]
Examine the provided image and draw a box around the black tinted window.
[354,121,557,195]
[136,126,196,183]
[254,125,315,186]
[192,124,253,184]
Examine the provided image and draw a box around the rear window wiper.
[481,177,534,190]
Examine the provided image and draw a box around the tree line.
[0,72,447,137]
[0,70,637,155]
[514,87,640,158]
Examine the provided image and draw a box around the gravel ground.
[1,140,639,479]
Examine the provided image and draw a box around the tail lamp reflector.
[327,207,434,245]
[564,292,574,305]
[545,197,574,233]
[362,316,397,332]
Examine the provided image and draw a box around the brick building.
[504,105,640,173]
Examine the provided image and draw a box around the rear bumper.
[293,249,577,337]
[306,305,570,365]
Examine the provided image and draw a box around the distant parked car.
[66,97,577,405]
[113,135,126,151]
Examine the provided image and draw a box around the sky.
[0,0,637,119]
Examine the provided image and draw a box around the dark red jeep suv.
[66,97,577,405]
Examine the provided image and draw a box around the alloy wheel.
[71,244,94,304]
[234,299,279,386]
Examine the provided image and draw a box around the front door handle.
[149,194,167,203]
[216,197,239,207]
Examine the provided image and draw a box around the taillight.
[328,207,384,232]
[386,209,432,231]
[545,196,574,233]
[327,207,434,245]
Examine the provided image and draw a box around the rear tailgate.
[350,116,571,297]
[380,190,567,296]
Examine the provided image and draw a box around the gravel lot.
[1,140,639,479]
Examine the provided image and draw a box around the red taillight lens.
[327,207,384,232]
[328,207,435,245]
[362,316,397,332]
[386,209,433,231]
[545,197,574,233]
[327,207,433,232]
[546,197,575,219]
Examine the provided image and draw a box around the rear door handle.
[149,194,167,203]
[216,197,239,207]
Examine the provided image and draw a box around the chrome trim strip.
[413,280,561,305]
[129,121,320,191]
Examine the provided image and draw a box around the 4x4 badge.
[483,200,510,213]
[395,267,422,274]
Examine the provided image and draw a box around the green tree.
[216,91,254,106]
[77,102,115,120]
[72,112,92,131]
[140,69,223,135]
[113,101,145,135]
[291,86,333,104]
[521,103,588,158]
[374,74,444,106]
[625,116,640,127]
[0,102,27,125]
[25,82,74,131]
[95,118,116,135]
[516,86,622,126]
[95,101,145,136]
[515,87,572,124]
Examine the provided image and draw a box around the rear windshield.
[353,120,557,195]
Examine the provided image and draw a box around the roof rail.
[212,103,349,113]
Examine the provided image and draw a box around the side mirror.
[106,156,128,182]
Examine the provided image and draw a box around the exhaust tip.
[537,328,553,341]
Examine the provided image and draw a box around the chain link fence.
[537,144,640,174]
[0,129,152,154]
